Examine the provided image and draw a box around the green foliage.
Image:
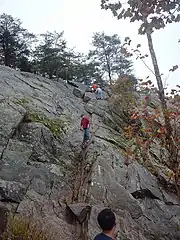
[33,31,67,79]
[14,98,29,106]
[32,31,102,83]
[17,56,34,72]
[68,54,103,84]
[28,112,66,139]
[110,77,137,113]
[0,13,34,67]
[2,215,54,240]
[88,32,133,84]
[0,13,134,85]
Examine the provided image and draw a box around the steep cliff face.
[0,66,179,240]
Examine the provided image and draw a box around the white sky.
[0,0,179,90]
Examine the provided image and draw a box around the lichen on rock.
[27,111,67,139]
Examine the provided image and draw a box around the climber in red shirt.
[91,83,97,92]
[80,114,90,144]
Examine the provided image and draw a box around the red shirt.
[81,116,89,129]
[92,84,97,90]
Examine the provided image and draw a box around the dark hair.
[97,208,116,231]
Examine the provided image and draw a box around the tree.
[33,31,66,79]
[110,76,138,114]
[100,0,180,127]
[89,32,133,85]
[100,0,180,120]
[17,56,34,72]
[33,32,101,82]
[0,13,34,68]
[101,0,180,196]
[34,34,104,83]
[82,60,103,85]
[68,54,103,84]
[125,81,180,196]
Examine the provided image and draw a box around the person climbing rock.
[80,114,90,146]
[91,83,97,92]
[94,208,116,240]
[96,86,103,100]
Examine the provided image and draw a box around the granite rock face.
[0,66,179,240]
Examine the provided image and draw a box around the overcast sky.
[1,0,179,90]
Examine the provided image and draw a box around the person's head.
[81,114,84,118]
[97,208,116,234]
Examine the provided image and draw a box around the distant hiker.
[91,83,97,92]
[80,114,90,144]
[94,208,116,240]
[96,86,103,100]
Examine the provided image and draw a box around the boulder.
[83,95,91,103]
[0,101,26,147]
[73,87,85,98]
[67,203,91,223]
[0,179,27,203]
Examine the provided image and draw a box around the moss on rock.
[28,112,67,139]
[13,98,29,106]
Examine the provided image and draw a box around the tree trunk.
[107,66,112,85]
[146,31,172,138]
[146,28,180,197]
[2,43,8,66]
[4,53,8,66]
[104,54,112,85]
[146,33,164,102]
[102,37,113,85]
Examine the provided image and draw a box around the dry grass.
[2,215,54,240]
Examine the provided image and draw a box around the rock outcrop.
[0,66,179,240]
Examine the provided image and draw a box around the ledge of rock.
[67,203,92,223]
[73,87,85,98]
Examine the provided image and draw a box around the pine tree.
[89,32,133,84]
[0,13,34,68]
